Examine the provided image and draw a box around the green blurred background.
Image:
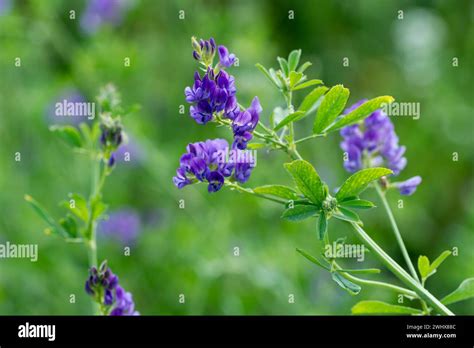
[0,0,473,315]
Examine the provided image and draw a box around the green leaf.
[296,248,330,270]
[428,250,451,275]
[352,301,422,315]
[49,125,83,149]
[317,211,327,240]
[281,205,319,221]
[297,86,329,114]
[336,168,393,201]
[284,160,325,205]
[337,268,381,275]
[418,255,430,279]
[326,96,395,132]
[313,85,350,134]
[289,71,304,88]
[61,193,89,222]
[256,63,280,89]
[297,61,312,73]
[24,195,67,238]
[331,272,361,295]
[334,206,361,223]
[338,199,376,209]
[91,197,108,220]
[59,215,78,238]
[441,278,474,306]
[292,79,323,91]
[253,185,299,200]
[287,49,301,71]
[277,57,289,77]
[273,111,306,131]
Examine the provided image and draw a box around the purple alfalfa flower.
[192,37,216,64]
[232,97,262,150]
[98,209,141,245]
[80,0,130,35]
[340,99,421,194]
[85,261,138,316]
[218,45,236,68]
[110,286,139,316]
[394,176,422,196]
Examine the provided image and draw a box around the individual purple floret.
[232,97,262,150]
[98,209,141,245]
[340,99,421,195]
[80,0,129,34]
[173,138,255,192]
[218,45,236,67]
[394,176,422,196]
[85,261,139,316]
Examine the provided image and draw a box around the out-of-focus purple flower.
[85,261,138,316]
[0,0,12,16]
[218,45,236,67]
[98,209,141,245]
[173,138,255,192]
[232,97,262,150]
[45,89,88,125]
[395,176,422,196]
[339,99,421,194]
[80,0,130,34]
[112,137,144,166]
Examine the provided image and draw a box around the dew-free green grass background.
[0,0,473,315]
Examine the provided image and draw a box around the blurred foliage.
[0,0,472,315]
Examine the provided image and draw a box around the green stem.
[374,184,420,282]
[349,222,453,315]
[294,133,326,144]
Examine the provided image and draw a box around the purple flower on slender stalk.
[232,97,262,150]
[395,176,422,196]
[85,261,139,316]
[80,0,129,34]
[98,209,141,245]
[340,100,421,195]
[218,45,236,67]
[173,138,255,192]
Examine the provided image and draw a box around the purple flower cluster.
[340,100,421,195]
[185,37,261,150]
[173,138,255,193]
[85,261,139,316]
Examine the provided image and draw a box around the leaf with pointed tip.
[296,248,330,270]
[428,250,451,275]
[334,206,361,223]
[339,199,376,209]
[336,168,393,201]
[326,96,395,132]
[256,63,280,89]
[352,301,422,315]
[297,61,312,73]
[50,125,83,149]
[253,185,299,200]
[277,57,289,77]
[284,160,325,205]
[292,79,323,91]
[441,278,474,306]
[287,49,301,71]
[289,71,304,88]
[24,195,68,238]
[298,86,329,114]
[281,205,319,221]
[313,85,350,134]
[274,111,306,131]
[331,272,361,295]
